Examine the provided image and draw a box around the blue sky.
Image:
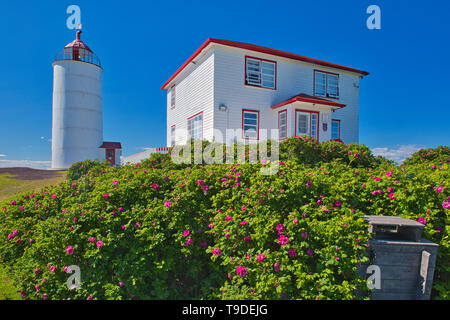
[0,0,449,168]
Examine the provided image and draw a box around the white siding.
[166,51,215,146]
[165,43,363,146]
[212,45,361,144]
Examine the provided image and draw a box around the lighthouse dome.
[55,30,101,68]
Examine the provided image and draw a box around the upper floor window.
[187,112,202,140]
[278,110,287,140]
[314,70,339,98]
[245,57,276,89]
[169,85,176,108]
[331,119,340,140]
[242,109,259,140]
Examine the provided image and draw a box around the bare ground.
[0,167,65,180]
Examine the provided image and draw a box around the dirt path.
[0,168,66,201]
[0,167,65,180]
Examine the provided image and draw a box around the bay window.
[295,110,319,139]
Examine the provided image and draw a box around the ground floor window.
[295,110,319,139]
[187,112,203,140]
[278,110,287,140]
[170,125,176,146]
[242,109,259,140]
[331,119,340,140]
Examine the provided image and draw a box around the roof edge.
[161,38,369,89]
[271,95,346,110]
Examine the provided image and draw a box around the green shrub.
[67,159,112,181]
[0,140,448,300]
[403,146,450,166]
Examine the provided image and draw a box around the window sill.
[314,94,340,100]
[244,84,277,91]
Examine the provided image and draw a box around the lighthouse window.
[187,112,202,140]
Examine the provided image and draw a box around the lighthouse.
[51,30,121,169]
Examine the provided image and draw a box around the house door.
[106,149,115,165]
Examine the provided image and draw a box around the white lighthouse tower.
[51,30,106,169]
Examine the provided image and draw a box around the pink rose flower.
[164,201,172,208]
[257,254,266,262]
[436,186,444,193]
[212,248,222,256]
[66,246,74,255]
[418,217,427,225]
[49,265,56,272]
[103,193,109,200]
[274,263,281,273]
[184,238,193,247]
[96,241,103,247]
[278,235,289,246]
[288,249,298,257]
[182,229,190,237]
[112,180,118,185]
[236,266,248,277]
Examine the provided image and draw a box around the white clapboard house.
[162,39,369,146]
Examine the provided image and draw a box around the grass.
[0,172,66,202]
[0,266,21,300]
[0,170,66,299]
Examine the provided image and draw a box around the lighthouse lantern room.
[51,30,121,169]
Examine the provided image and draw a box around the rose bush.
[0,138,448,300]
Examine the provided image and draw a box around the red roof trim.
[271,95,346,110]
[161,38,369,89]
[99,142,122,149]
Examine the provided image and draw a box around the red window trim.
[170,124,176,146]
[313,69,339,99]
[170,85,176,109]
[278,109,287,140]
[187,111,203,140]
[294,109,320,140]
[331,119,341,140]
[242,109,260,140]
[244,56,277,90]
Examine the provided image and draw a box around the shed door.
[106,149,115,165]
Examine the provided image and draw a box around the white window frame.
[245,57,276,89]
[170,125,176,146]
[331,120,340,140]
[169,85,175,109]
[242,109,259,140]
[187,112,202,140]
[295,110,319,139]
[314,70,339,99]
[278,110,287,140]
